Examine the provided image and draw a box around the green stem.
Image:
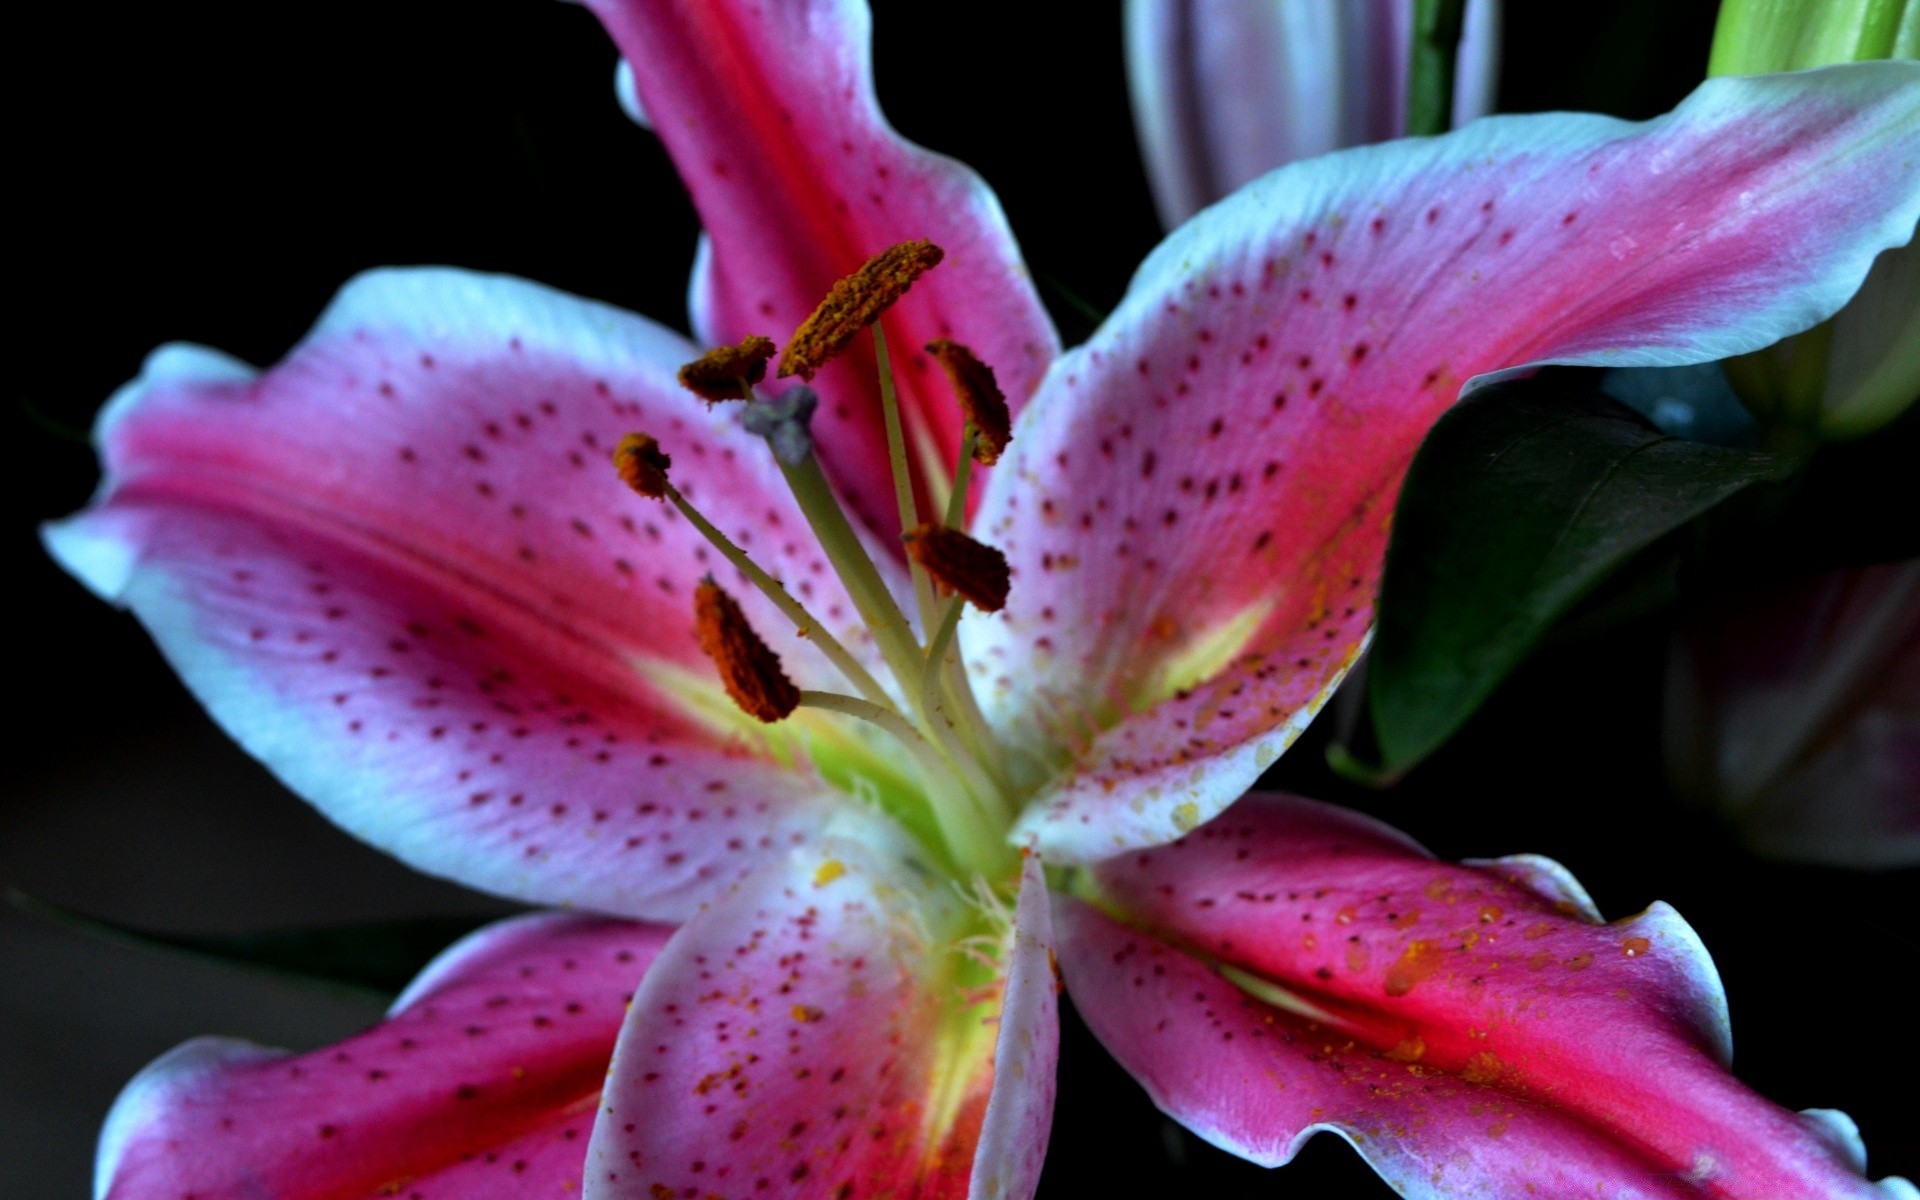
[1407,0,1468,137]
[778,453,929,709]
[874,324,938,636]
[664,486,893,710]
[944,426,977,530]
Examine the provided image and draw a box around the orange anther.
[777,240,945,380]
[693,578,800,723]
[612,433,672,499]
[902,523,1010,613]
[677,335,777,403]
[926,339,1010,464]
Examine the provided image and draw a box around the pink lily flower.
[45,1,1920,1196]
[1125,0,1503,228]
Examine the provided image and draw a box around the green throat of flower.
[614,241,1027,885]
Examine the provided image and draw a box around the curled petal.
[972,63,1920,862]
[585,0,1059,535]
[43,269,900,920]
[585,834,1057,1200]
[95,912,672,1200]
[1056,793,1910,1198]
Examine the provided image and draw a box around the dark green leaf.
[1366,371,1798,774]
[7,888,493,996]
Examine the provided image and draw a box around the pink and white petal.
[1054,793,1911,1198]
[971,63,1920,861]
[968,854,1059,1200]
[583,0,1060,536]
[584,833,1034,1200]
[45,269,885,920]
[96,912,673,1200]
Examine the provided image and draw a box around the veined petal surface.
[585,0,1059,536]
[44,269,886,920]
[95,912,672,1200]
[1056,794,1912,1199]
[972,63,1920,861]
[585,836,1058,1200]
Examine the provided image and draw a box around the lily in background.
[47,0,1920,1196]
[1666,560,1920,869]
[1125,0,1501,228]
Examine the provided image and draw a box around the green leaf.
[7,888,493,997]
[1365,371,1799,774]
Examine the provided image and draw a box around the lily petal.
[44,269,887,920]
[972,63,1920,862]
[969,854,1059,1200]
[1056,793,1911,1198]
[585,833,1058,1200]
[1126,0,1502,229]
[95,912,672,1200]
[584,0,1060,535]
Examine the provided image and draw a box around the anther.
[741,386,820,466]
[612,433,672,498]
[693,578,800,723]
[677,335,777,403]
[901,524,1010,613]
[778,240,945,380]
[926,339,1010,464]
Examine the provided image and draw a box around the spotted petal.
[584,835,1058,1200]
[970,63,1920,861]
[587,0,1060,537]
[1055,793,1912,1199]
[95,912,673,1200]
[43,269,906,920]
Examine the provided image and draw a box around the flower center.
[613,243,1027,884]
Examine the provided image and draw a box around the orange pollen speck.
[677,335,777,403]
[925,338,1010,464]
[612,433,672,499]
[777,239,945,380]
[901,523,1010,613]
[693,578,800,723]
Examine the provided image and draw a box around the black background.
[7,1,1913,1196]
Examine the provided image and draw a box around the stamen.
[677,335,777,403]
[874,325,938,634]
[611,433,671,498]
[902,524,1010,613]
[612,430,893,709]
[740,386,819,466]
[925,339,1011,464]
[777,240,945,380]
[694,578,800,723]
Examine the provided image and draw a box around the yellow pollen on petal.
[812,859,846,886]
[611,432,672,498]
[778,240,945,379]
[677,335,777,403]
[925,338,1011,464]
[693,578,800,723]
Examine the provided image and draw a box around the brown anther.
[925,339,1010,464]
[901,524,1010,613]
[693,578,800,723]
[677,335,777,403]
[612,433,672,499]
[777,240,946,380]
